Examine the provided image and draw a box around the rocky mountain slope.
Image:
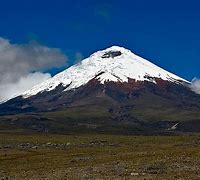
[0,46,200,134]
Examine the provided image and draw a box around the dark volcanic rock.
[102,51,122,58]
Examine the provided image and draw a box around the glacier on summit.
[22,46,188,98]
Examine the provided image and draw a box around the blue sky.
[0,0,200,80]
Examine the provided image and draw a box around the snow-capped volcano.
[23,46,188,98]
[1,46,200,134]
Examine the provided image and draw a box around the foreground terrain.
[0,132,200,179]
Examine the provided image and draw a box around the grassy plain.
[0,132,200,179]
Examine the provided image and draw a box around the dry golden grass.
[0,133,200,179]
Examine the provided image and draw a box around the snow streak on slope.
[23,46,188,98]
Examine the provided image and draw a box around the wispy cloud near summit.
[190,78,200,95]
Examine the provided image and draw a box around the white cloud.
[0,37,68,102]
[0,72,51,102]
[190,78,200,95]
